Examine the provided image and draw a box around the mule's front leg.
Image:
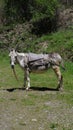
[26,68,30,90]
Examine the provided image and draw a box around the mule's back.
[27,53,50,72]
[28,53,50,61]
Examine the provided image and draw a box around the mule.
[9,49,64,91]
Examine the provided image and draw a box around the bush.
[30,0,59,35]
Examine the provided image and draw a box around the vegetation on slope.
[0,23,73,61]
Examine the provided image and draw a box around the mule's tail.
[61,59,65,70]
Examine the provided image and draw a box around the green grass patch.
[0,57,73,91]
[0,57,73,106]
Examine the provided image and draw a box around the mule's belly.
[30,65,49,73]
[32,69,48,73]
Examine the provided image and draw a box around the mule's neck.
[16,52,28,68]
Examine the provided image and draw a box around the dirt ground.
[0,88,73,130]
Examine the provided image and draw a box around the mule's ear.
[13,50,17,57]
[15,44,19,51]
[8,48,11,56]
[15,53,17,57]
[8,47,11,52]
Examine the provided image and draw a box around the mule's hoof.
[59,87,63,92]
[56,87,63,91]
[26,87,29,91]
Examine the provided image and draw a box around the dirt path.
[0,89,73,130]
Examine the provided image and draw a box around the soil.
[0,88,73,130]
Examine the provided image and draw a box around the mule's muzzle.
[11,65,14,69]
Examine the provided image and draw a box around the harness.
[27,58,60,71]
[27,58,51,71]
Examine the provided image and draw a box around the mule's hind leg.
[52,66,63,91]
[23,71,27,88]
[26,68,30,90]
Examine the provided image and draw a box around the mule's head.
[9,49,17,69]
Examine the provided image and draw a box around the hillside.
[0,21,73,61]
[0,1,73,61]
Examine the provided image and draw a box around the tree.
[0,0,59,35]
[59,0,73,5]
[4,0,32,23]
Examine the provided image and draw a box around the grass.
[0,55,24,88]
[0,56,73,108]
[0,56,73,130]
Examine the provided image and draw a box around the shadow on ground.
[2,86,58,92]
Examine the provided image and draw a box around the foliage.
[31,0,59,21]
[4,0,32,23]
[0,0,59,34]
[0,0,6,24]
[4,0,59,23]
[30,0,59,35]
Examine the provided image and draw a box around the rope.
[12,68,19,81]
